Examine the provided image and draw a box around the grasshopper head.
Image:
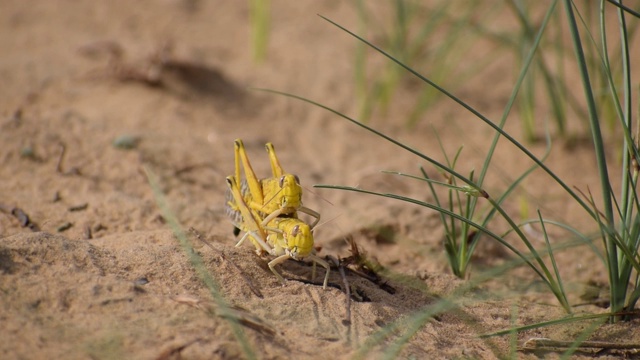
[278,174,302,211]
[260,174,302,214]
[283,222,314,260]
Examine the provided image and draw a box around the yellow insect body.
[267,218,315,259]
[233,139,320,228]
[226,176,271,254]
[226,176,330,289]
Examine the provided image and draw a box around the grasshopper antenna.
[309,213,341,234]
[303,185,334,206]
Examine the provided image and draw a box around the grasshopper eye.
[279,175,285,188]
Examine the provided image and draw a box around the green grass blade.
[256,86,569,308]
[538,210,569,309]
[361,234,603,358]
[514,219,603,262]
[249,0,270,62]
[314,184,553,287]
[563,0,619,314]
[254,88,483,193]
[471,0,558,187]
[145,167,256,360]
[314,14,597,221]
[481,312,611,338]
[605,0,640,18]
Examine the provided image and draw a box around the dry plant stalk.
[171,294,275,337]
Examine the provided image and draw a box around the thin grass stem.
[145,167,256,359]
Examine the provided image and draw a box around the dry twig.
[341,235,396,294]
[56,143,81,176]
[521,337,640,355]
[155,338,202,360]
[171,295,275,337]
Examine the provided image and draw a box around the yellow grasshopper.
[226,176,330,289]
[233,139,320,228]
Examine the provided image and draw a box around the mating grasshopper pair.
[224,139,330,289]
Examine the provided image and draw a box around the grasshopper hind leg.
[226,176,273,255]
[265,142,285,178]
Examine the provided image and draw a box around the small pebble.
[112,134,140,150]
[68,203,88,212]
[20,146,36,159]
[57,222,73,232]
[134,277,149,286]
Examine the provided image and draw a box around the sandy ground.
[2,1,640,359]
